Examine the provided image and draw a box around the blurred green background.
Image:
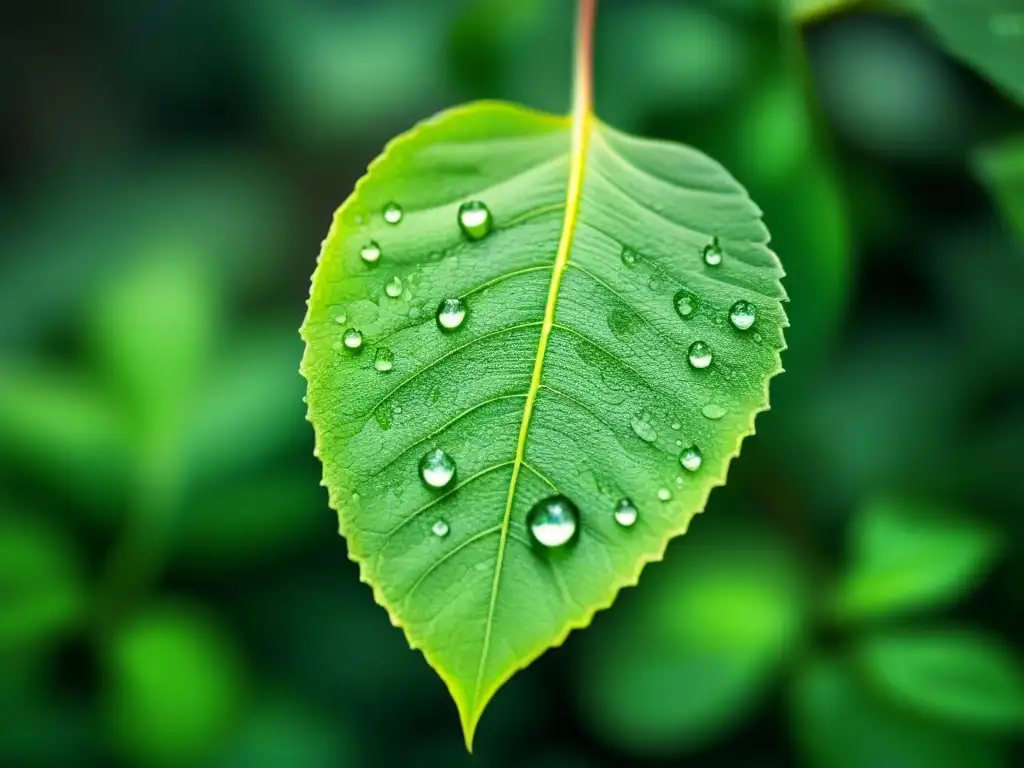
[2,0,1023,765]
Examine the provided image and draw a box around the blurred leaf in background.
[976,135,1024,239]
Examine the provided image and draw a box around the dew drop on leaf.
[419,448,455,489]
[703,239,723,266]
[342,328,363,351]
[657,487,672,502]
[385,276,404,298]
[702,403,726,420]
[630,414,658,443]
[374,347,395,372]
[688,341,712,369]
[613,498,638,527]
[383,203,403,224]
[680,446,703,472]
[527,495,579,548]
[436,297,466,331]
[432,520,450,538]
[729,300,756,330]
[673,288,699,319]
[334,313,347,324]
[671,421,681,430]
[620,246,638,267]
[457,200,492,240]
[360,241,382,265]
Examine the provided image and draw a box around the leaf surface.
[915,0,1024,104]
[975,134,1024,240]
[300,99,786,745]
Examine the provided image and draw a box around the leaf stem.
[574,0,596,117]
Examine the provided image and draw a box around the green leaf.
[0,513,85,652]
[914,0,1024,105]
[830,497,1000,623]
[301,95,786,745]
[975,135,1024,240]
[102,602,246,766]
[857,627,1024,733]
[574,522,805,757]
[791,656,1005,768]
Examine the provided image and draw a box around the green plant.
[301,0,1024,751]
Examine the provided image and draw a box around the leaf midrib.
[471,53,595,717]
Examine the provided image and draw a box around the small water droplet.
[436,297,466,331]
[673,289,699,319]
[675,439,683,447]
[675,475,685,488]
[458,200,492,240]
[334,313,347,324]
[342,328,363,351]
[657,487,672,502]
[754,332,763,343]
[630,414,658,443]
[621,247,638,267]
[688,341,712,369]
[527,495,579,548]
[409,306,422,319]
[374,347,395,372]
[394,405,403,414]
[729,300,756,330]
[360,241,382,265]
[671,421,681,430]
[384,276,403,298]
[702,403,726,420]
[703,239,723,266]
[383,203,403,224]
[375,404,393,430]
[432,519,450,538]
[680,446,703,472]
[614,498,638,527]
[419,448,455,489]
[648,277,663,292]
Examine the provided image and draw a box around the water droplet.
[688,341,712,369]
[383,203,403,225]
[527,495,579,548]
[671,421,681,430]
[648,277,663,292]
[657,487,672,502]
[614,498,638,527]
[409,306,423,319]
[332,340,342,352]
[675,439,682,447]
[703,239,723,266]
[675,475,685,488]
[384,276,403,298]
[680,446,703,471]
[457,200,492,240]
[620,247,638,267]
[702,403,726,420]
[342,328,363,351]
[334,313,347,324]
[630,414,658,443]
[729,300,756,330]
[374,347,395,372]
[394,405,403,414]
[419,448,455,489]
[436,297,466,331]
[754,332,763,343]
[360,241,382,265]
[673,289,699,319]
[432,519,449,538]
[375,404,393,430]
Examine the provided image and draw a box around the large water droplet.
[703,239,723,266]
[621,247,638,267]
[688,341,712,369]
[680,446,703,471]
[432,519,449,538]
[729,300,756,330]
[673,288,699,319]
[527,495,579,548]
[702,403,726,420]
[384,276,403,298]
[342,328,363,351]
[374,347,395,372]
[383,203,403,225]
[419,448,455,489]
[458,201,492,240]
[614,498,638,527]
[360,241,382,265]
[630,414,658,443]
[436,297,466,331]
[657,487,672,502]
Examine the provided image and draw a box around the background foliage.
[1,0,1022,765]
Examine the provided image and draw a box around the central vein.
[472,0,596,714]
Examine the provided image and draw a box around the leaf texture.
[300,100,786,746]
